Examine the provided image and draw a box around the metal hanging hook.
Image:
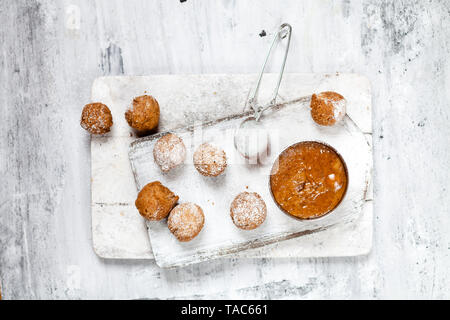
[247,23,292,121]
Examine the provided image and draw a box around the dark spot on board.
[259,30,266,37]
[341,0,351,18]
[379,135,384,139]
[100,43,124,75]
[417,118,427,127]
[24,1,44,43]
[180,0,187,2]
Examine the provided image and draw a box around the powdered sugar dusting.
[80,103,113,134]
[153,133,187,172]
[319,94,346,122]
[331,97,346,122]
[230,192,267,230]
[168,203,205,241]
[193,143,227,177]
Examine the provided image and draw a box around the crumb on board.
[259,30,266,37]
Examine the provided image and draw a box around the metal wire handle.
[247,23,292,121]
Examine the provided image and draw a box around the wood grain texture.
[0,0,449,299]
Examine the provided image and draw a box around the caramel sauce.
[270,141,348,219]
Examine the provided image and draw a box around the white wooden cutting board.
[91,73,373,262]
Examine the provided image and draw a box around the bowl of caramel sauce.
[269,141,348,220]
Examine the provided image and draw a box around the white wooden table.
[1,0,449,299]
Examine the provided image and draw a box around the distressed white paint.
[1,0,449,299]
